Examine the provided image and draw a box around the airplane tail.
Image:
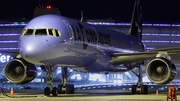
[128,0,143,40]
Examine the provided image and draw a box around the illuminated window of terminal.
[14,22,18,24]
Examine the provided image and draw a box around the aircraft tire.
[58,84,65,94]
[141,85,148,94]
[66,84,75,94]
[66,84,71,94]
[44,87,50,96]
[132,85,137,94]
[52,87,58,96]
[70,84,74,94]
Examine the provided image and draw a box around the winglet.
[128,0,143,40]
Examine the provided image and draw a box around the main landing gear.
[58,67,74,94]
[44,66,74,96]
[131,64,148,94]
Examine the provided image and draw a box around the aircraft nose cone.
[21,42,44,56]
[19,37,46,63]
[26,46,33,52]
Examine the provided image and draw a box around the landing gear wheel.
[70,84,74,94]
[66,84,75,94]
[132,85,148,94]
[44,87,50,96]
[132,85,137,94]
[66,84,71,94]
[141,85,148,94]
[131,63,148,94]
[52,87,58,96]
[58,84,65,94]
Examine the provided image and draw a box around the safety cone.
[156,89,159,96]
[10,87,14,95]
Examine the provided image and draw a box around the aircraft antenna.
[80,11,83,22]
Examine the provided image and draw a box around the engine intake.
[4,59,37,84]
[146,58,176,85]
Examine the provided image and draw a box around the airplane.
[3,0,180,96]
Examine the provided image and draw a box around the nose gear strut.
[44,66,74,96]
[44,65,57,96]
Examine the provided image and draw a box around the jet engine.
[146,58,176,85]
[4,59,37,84]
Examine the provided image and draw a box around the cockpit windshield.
[25,29,34,36]
[35,29,47,35]
[20,28,61,37]
[48,29,54,36]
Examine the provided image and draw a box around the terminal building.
[0,7,180,90]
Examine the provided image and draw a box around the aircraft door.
[63,20,74,47]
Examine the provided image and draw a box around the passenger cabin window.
[24,29,34,36]
[35,29,47,36]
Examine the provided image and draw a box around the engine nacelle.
[146,58,176,85]
[4,59,37,84]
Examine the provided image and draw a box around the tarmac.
[0,89,178,101]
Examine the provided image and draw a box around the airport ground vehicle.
[167,81,177,101]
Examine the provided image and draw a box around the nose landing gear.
[44,65,55,96]
[44,66,75,96]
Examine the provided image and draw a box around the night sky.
[1,0,180,23]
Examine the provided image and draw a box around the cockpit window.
[20,28,61,37]
[48,29,61,37]
[48,29,54,36]
[24,29,34,36]
[35,29,47,36]
[55,29,61,37]
[20,29,27,36]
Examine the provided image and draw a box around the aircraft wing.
[110,46,180,65]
